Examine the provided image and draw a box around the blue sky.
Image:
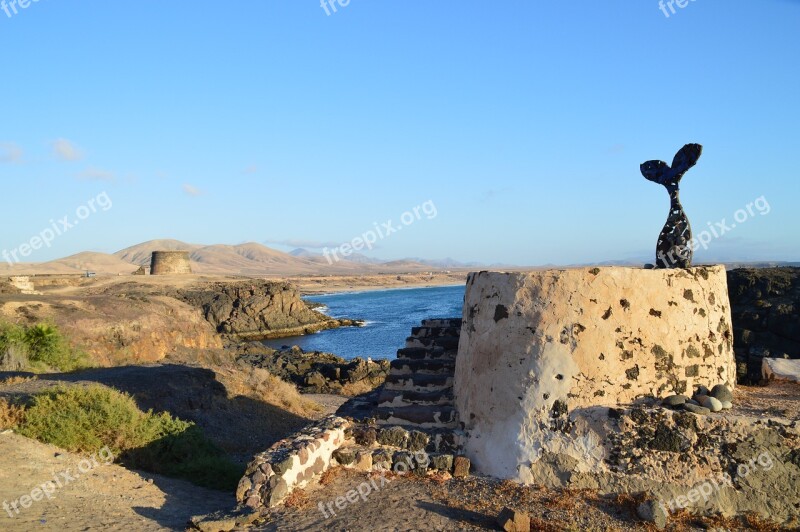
[1,1,798,266]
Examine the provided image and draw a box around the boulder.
[762,358,800,383]
[497,507,531,532]
[710,384,733,402]
[453,456,471,477]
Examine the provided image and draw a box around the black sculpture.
[640,143,702,269]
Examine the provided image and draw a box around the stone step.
[389,358,456,375]
[384,373,454,392]
[375,405,458,428]
[377,388,454,408]
[421,318,462,329]
[425,429,465,454]
[410,326,461,339]
[405,335,460,351]
[396,346,456,360]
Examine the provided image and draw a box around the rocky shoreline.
[234,342,389,395]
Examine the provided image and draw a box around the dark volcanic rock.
[236,343,389,395]
[727,267,800,384]
[179,280,362,340]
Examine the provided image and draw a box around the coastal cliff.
[0,278,359,366]
[179,280,360,340]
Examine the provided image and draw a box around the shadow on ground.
[1,364,314,529]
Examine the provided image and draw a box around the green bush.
[0,322,88,372]
[17,384,242,491]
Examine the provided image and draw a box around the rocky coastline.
[234,342,389,395]
[178,280,363,341]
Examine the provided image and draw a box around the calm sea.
[263,284,465,360]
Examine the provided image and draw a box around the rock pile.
[661,384,734,415]
[236,343,389,394]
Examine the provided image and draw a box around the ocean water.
[263,284,466,360]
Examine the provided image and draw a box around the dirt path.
[257,468,646,532]
[0,431,232,531]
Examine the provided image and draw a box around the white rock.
[698,395,723,412]
[762,358,800,384]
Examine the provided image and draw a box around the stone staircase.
[376,318,462,429]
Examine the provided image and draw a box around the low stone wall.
[237,416,350,509]
[455,266,735,480]
[236,416,468,511]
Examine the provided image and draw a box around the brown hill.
[3,240,444,277]
[114,239,204,265]
[0,251,138,276]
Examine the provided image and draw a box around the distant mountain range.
[0,240,479,276]
[286,248,483,269]
[0,239,796,277]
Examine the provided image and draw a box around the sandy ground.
[283,273,469,295]
[0,431,232,531]
[0,381,349,532]
[4,271,471,297]
[255,467,772,532]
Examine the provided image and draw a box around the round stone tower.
[150,251,193,275]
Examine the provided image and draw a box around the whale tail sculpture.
[641,143,703,269]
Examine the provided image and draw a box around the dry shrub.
[283,488,310,509]
[543,488,581,510]
[319,467,342,486]
[340,379,379,397]
[530,518,564,532]
[222,365,321,417]
[0,375,37,386]
[670,509,783,532]
[0,398,25,429]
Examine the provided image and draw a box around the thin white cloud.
[182,183,203,197]
[608,143,625,154]
[265,238,342,249]
[52,138,83,161]
[0,142,23,163]
[77,166,116,181]
[242,165,258,175]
